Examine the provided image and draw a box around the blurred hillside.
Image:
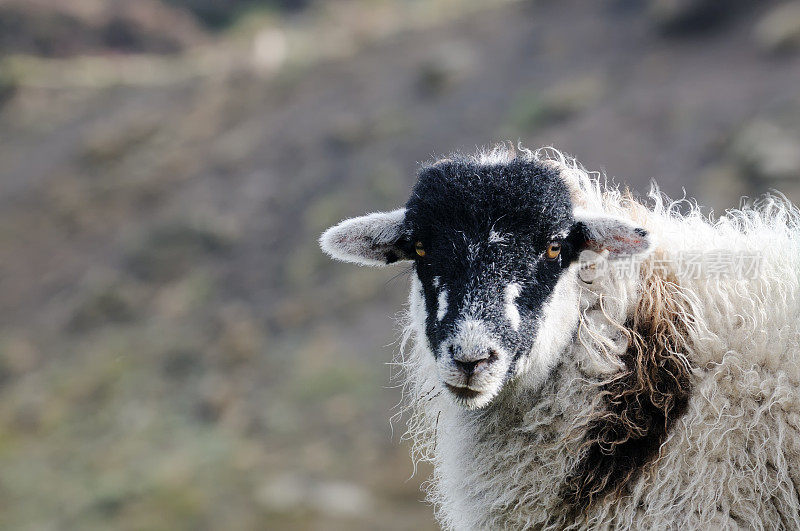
[1,0,800,529]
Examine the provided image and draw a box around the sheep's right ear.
[319,208,412,266]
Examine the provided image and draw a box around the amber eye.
[415,241,426,257]
[546,242,561,260]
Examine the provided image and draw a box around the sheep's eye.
[415,241,426,257]
[545,242,561,260]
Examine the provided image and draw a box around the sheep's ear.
[571,212,654,258]
[320,208,411,266]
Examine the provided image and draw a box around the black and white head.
[320,150,653,409]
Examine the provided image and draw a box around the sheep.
[319,145,800,529]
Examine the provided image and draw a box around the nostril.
[453,358,478,375]
[452,349,499,376]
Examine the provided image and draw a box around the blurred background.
[1,0,800,529]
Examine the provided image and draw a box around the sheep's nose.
[449,345,498,377]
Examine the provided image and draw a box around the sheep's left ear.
[320,208,412,266]
[570,212,654,258]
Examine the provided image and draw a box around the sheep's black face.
[320,151,654,410]
[402,160,582,407]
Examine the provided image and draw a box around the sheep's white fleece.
[396,146,800,529]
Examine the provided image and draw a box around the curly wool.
[396,146,800,529]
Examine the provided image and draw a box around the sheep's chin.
[443,383,501,410]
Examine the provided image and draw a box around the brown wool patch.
[561,261,694,518]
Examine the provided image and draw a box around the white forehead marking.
[489,230,508,244]
[432,276,441,289]
[467,241,480,261]
[437,289,448,321]
[504,282,522,331]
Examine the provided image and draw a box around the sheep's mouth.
[444,383,483,400]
